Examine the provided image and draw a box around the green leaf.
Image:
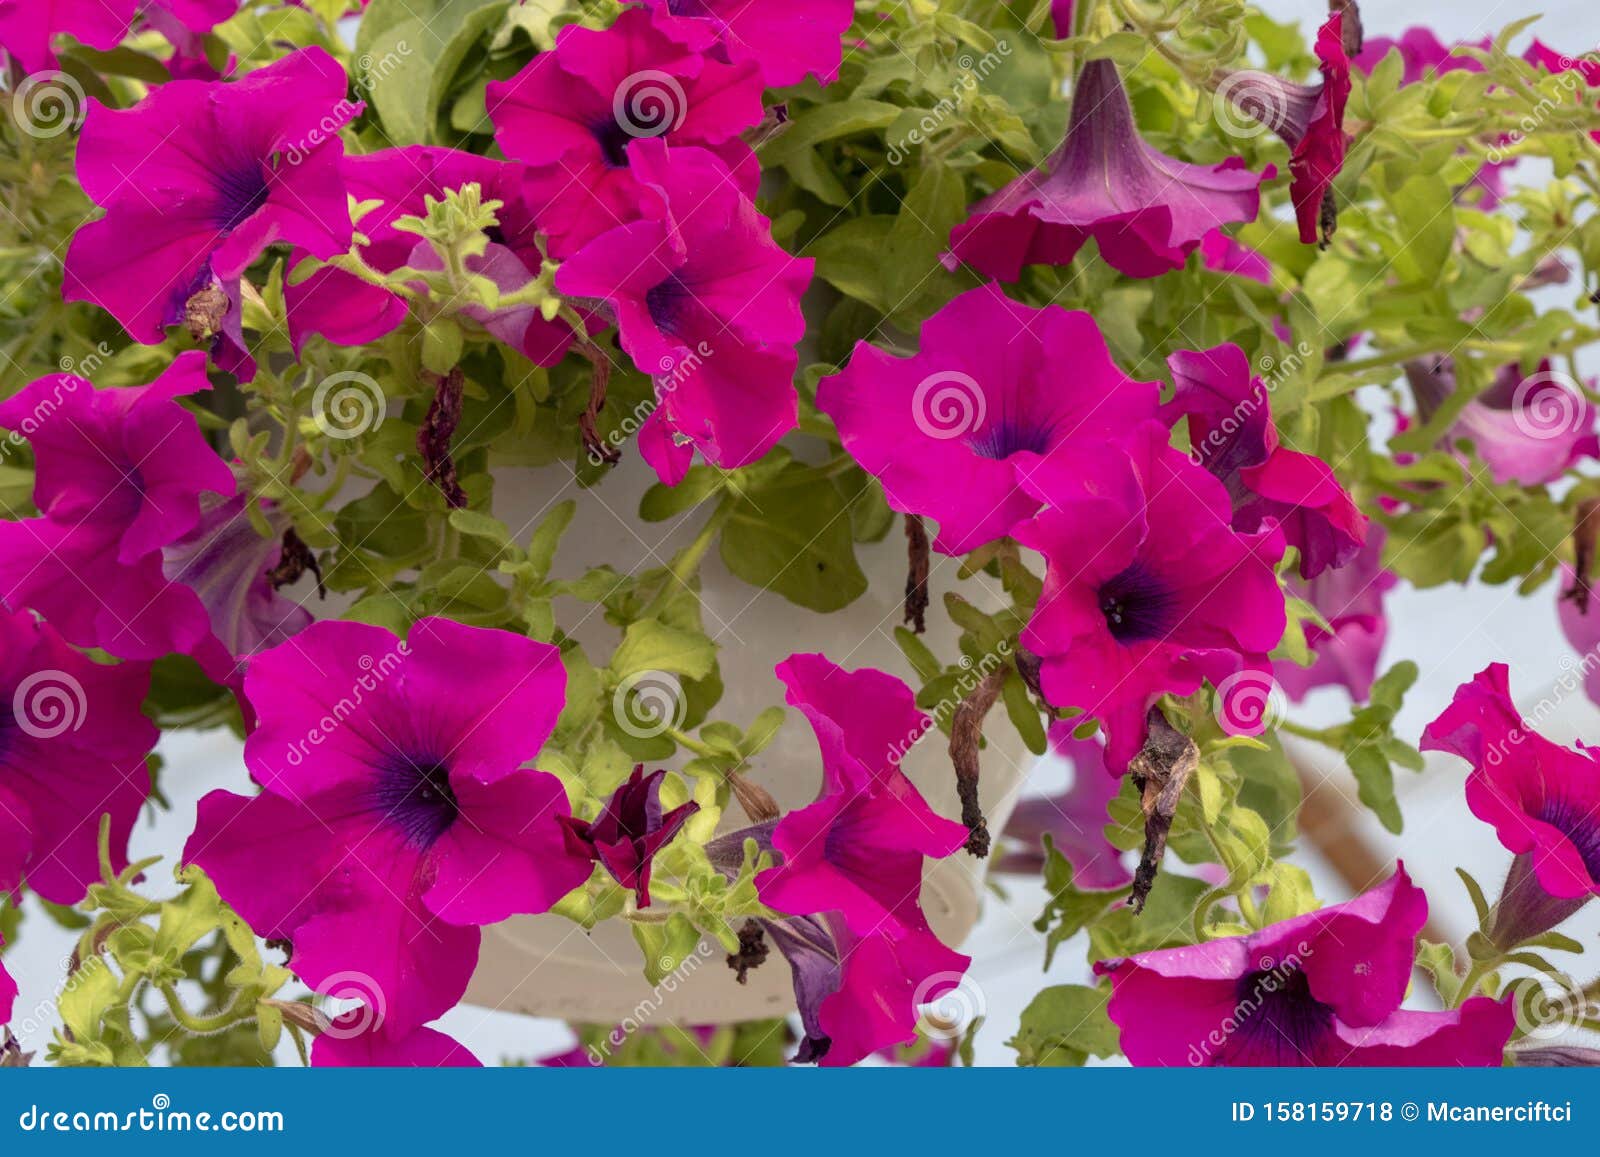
[611,620,717,681]
[1008,985,1119,1066]
[631,912,705,985]
[720,462,867,612]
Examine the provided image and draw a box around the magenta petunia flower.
[285,146,573,366]
[1096,868,1515,1066]
[487,7,764,259]
[1219,13,1350,244]
[755,654,968,939]
[312,1016,481,1068]
[1015,421,1286,771]
[555,138,812,481]
[640,0,855,89]
[1405,357,1599,486]
[64,48,356,361]
[947,58,1271,280]
[0,0,137,74]
[559,765,698,909]
[817,283,1159,555]
[183,617,593,1035]
[1423,663,1600,944]
[996,725,1131,889]
[1275,526,1397,703]
[1165,341,1366,579]
[1354,27,1488,85]
[0,607,157,906]
[0,352,238,661]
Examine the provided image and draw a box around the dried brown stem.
[949,667,1007,858]
[903,514,930,634]
[576,341,620,466]
[1127,707,1199,913]
[417,367,467,508]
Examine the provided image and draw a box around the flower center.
[645,276,691,337]
[666,0,712,15]
[966,419,1052,460]
[214,163,271,232]
[591,118,637,168]
[1536,796,1600,880]
[1097,562,1177,643]
[1215,966,1336,1066]
[369,757,460,850]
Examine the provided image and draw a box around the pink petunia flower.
[1015,421,1287,771]
[183,617,593,1036]
[995,725,1131,889]
[1096,867,1515,1065]
[1404,356,1599,487]
[0,352,237,661]
[639,0,855,89]
[0,607,157,906]
[558,765,699,908]
[947,58,1271,280]
[710,653,970,1066]
[312,1015,482,1068]
[0,0,137,74]
[1423,663,1600,946]
[756,654,968,939]
[1165,341,1366,579]
[817,283,1160,555]
[556,139,812,483]
[1219,13,1350,245]
[64,48,357,369]
[285,146,573,365]
[487,7,764,259]
[1275,526,1397,703]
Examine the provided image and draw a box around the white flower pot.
[464,453,1034,1024]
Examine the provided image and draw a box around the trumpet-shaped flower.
[1016,421,1286,771]
[559,765,699,908]
[555,139,812,480]
[184,617,593,1035]
[0,0,137,74]
[64,48,357,359]
[817,283,1159,555]
[487,7,763,258]
[1096,868,1515,1065]
[947,59,1270,280]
